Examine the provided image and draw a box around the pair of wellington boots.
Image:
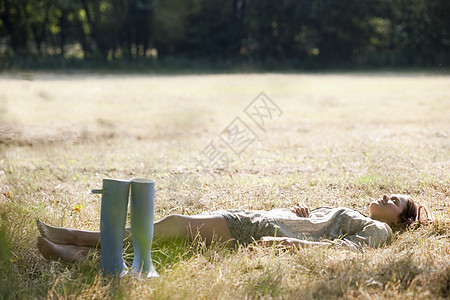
[92,178,158,278]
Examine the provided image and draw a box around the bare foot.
[36,219,75,245]
[37,236,59,260]
[37,236,92,263]
[36,219,102,247]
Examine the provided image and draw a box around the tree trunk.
[59,10,68,56]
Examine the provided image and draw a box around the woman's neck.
[370,214,394,227]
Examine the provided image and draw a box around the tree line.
[0,0,448,68]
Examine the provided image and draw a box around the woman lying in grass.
[37,194,432,262]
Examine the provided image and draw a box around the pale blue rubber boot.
[130,178,159,278]
[94,178,130,277]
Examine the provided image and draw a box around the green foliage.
[0,0,448,68]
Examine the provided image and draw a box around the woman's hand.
[291,202,310,217]
[259,237,332,249]
[259,236,301,247]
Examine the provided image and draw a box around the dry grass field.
[0,72,449,299]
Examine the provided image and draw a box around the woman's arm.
[259,236,332,248]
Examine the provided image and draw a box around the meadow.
[0,72,449,299]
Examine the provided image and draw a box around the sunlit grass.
[0,72,449,299]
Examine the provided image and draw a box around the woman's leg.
[153,214,235,247]
[37,236,94,263]
[37,214,235,261]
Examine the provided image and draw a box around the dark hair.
[396,197,433,230]
[397,198,418,229]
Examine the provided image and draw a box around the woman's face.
[369,194,409,225]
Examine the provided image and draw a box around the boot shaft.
[98,178,131,277]
[130,178,159,277]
